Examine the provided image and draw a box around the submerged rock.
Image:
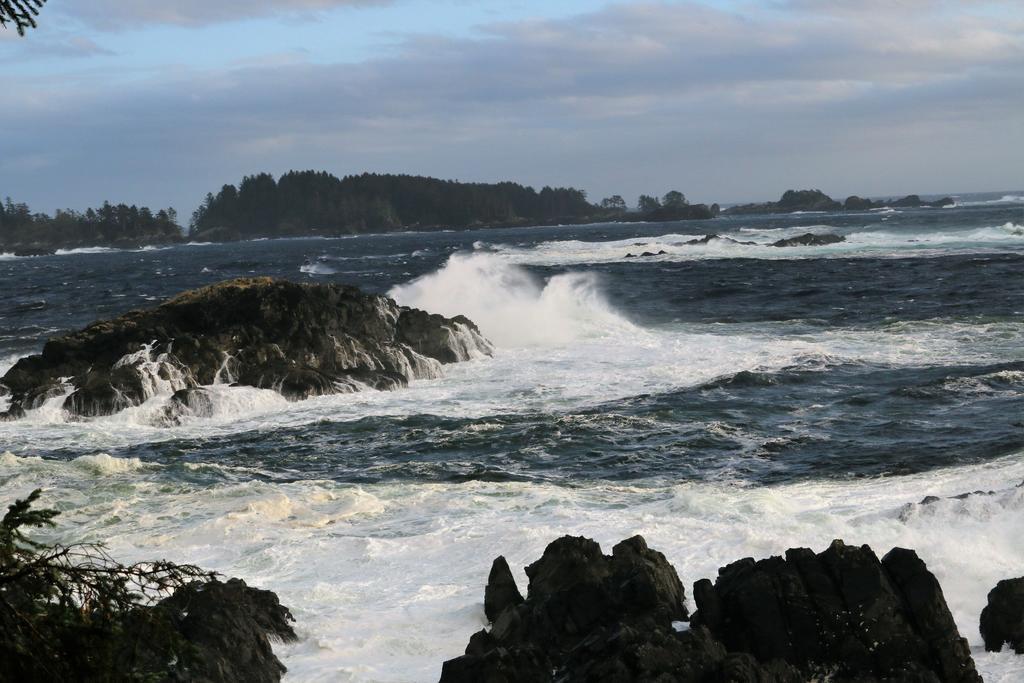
[980,578,1024,654]
[0,277,493,419]
[441,536,980,683]
[771,232,846,247]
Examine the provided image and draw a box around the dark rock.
[624,252,636,258]
[442,536,795,683]
[692,539,980,682]
[640,203,716,222]
[443,537,980,682]
[131,577,297,683]
[485,556,524,623]
[440,643,552,683]
[891,194,924,208]
[771,232,846,248]
[1,277,492,419]
[683,234,756,247]
[10,248,56,257]
[726,189,842,215]
[159,387,217,425]
[980,577,1024,653]
[843,195,875,211]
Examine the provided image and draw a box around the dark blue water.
[2,195,1022,486]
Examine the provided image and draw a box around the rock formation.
[726,189,955,215]
[136,578,297,682]
[440,536,981,683]
[980,577,1024,654]
[771,232,846,247]
[0,277,492,420]
[726,189,842,215]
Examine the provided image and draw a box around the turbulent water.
[2,192,1024,681]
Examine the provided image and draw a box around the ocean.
[1,192,1023,681]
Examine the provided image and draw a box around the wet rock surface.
[441,536,981,683]
[980,577,1024,654]
[0,277,492,419]
[127,578,297,683]
[770,232,846,247]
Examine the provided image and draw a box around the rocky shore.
[440,535,1024,682]
[0,277,492,420]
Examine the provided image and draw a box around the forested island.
[0,198,182,255]
[4,177,960,254]
[188,171,718,241]
[724,189,955,215]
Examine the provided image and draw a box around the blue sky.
[2,0,1022,216]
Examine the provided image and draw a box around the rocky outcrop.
[843,195,875,211]
[726,189,842,215]
[640,204,717,222]
[0,277,492,419]
[693,540,980,682]
[441,536,981,683]
[844,194,955,211]
[980,578,1024,654]
[771,232,846,247]
[727,190,955,215]
[130,578,297,682]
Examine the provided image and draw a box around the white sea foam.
[53,246,120,255]
[2,254,1021,452]
[955,194,1024,207]
[388,252,635,347]
[300,262,338,275]
[71,452,148,475]
[2,450,1021,681]
[479,223,1024,266]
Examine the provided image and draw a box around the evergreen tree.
[0,0,46,35]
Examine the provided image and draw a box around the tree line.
[2,173,715,252]
[0,197,182,254]
[189,171,603,239]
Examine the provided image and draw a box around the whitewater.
[1,193,1023,680]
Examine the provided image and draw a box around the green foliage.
[600,195,627,212]
[637,194,661,213]
[0,197,183,251]
[0,489,215,681]
[0,0,45,35]
[662,190,688,208]
[190,171,599,238]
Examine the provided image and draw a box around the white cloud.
[2,0,1021,212]
[62,0,393,30]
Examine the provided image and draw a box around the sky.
[2,0,1022,217]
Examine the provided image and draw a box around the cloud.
[2,0,1022,213]
[62,0,393,30]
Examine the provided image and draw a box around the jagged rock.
[0,277,492,419]
[128,578,297,682]
[980,578,1024,654]
[692,540,980,682]
[443,537,980,683]
[485,557,524,623]
[771,232,846,247]
[441,536,793,683]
